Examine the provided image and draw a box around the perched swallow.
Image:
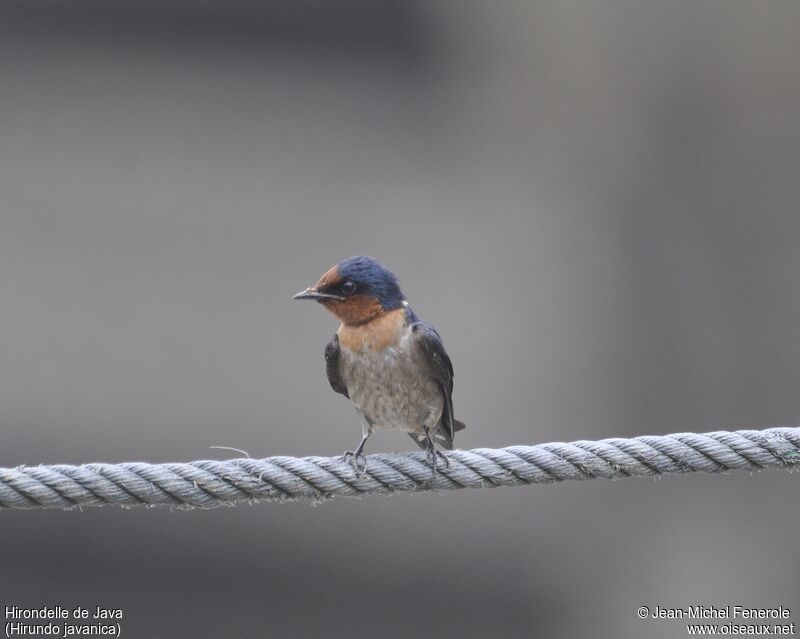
[293,256,465,474]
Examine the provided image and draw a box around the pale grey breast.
[338,323,444,433]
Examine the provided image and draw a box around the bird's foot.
[425,445,451,476]
[342,449,368,477]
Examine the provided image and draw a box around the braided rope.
[1,427,798,511]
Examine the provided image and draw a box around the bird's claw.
[343,449,368,477]
[425,446,450,476]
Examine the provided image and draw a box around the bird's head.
[293,256,405,326]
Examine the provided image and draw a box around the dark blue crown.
[337,256,405,311]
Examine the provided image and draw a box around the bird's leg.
[423,429,450,476]
[343,416,372,476]
[343,434,369,476]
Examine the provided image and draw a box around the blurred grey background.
[2,1,799,637]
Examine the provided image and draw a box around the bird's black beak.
[292,288,345,301]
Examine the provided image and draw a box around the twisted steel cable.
[1,427,798,510]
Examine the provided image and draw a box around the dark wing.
[324,334,349,398]
[410,320,464,449]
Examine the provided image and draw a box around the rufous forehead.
[314,265,342,290]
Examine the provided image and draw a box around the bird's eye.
[340,281,357,296]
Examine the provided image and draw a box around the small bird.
[293,256,465,474]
